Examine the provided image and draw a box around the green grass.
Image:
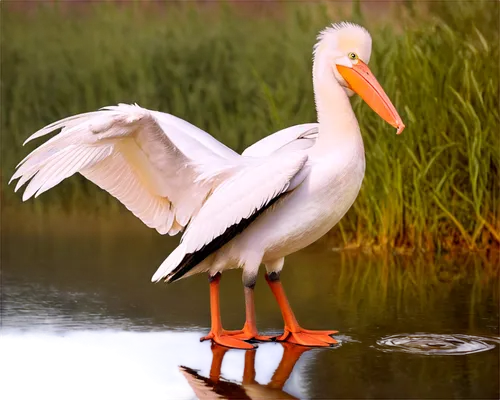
[2,1,499,252]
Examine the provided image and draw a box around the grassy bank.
[2,1,499,252]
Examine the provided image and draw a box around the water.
[1,211,499,399]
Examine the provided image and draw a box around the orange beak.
[337,61,405,134]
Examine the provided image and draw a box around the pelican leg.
[200,273,255,349]
[265,273,338,347]
[225,285,275,342]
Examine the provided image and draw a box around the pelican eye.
[348,52,359,61]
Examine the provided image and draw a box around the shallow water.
[1,212,499,399]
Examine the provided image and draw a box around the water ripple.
[375,333,499,355]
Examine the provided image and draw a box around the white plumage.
[12,104,241,235]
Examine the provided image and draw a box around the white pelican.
[10,22,404,349]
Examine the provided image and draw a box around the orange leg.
[200,273,257,349]
[226,286,274,342]
[265,273,338,347]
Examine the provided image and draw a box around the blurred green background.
[2,0,499,253]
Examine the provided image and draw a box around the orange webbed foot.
[200,330,256,349]
[228,331,275,342]
[224,323,275,342]
[276,328,339,347]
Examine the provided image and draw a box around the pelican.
[10,22,404,349]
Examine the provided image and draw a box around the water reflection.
[180,343,311,399]
[0,330,311,399]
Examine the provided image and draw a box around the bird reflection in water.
[179,343,310,399]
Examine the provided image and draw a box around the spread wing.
[10,104,240,235]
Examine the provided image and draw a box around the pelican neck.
[311,60,361,152]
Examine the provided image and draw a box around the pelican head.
[314,22,405,134]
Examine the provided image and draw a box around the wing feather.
[11,104,239,234]
[80,150,174,233]
[21,146,113,201]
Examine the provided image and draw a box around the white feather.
[11,104,240,235]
